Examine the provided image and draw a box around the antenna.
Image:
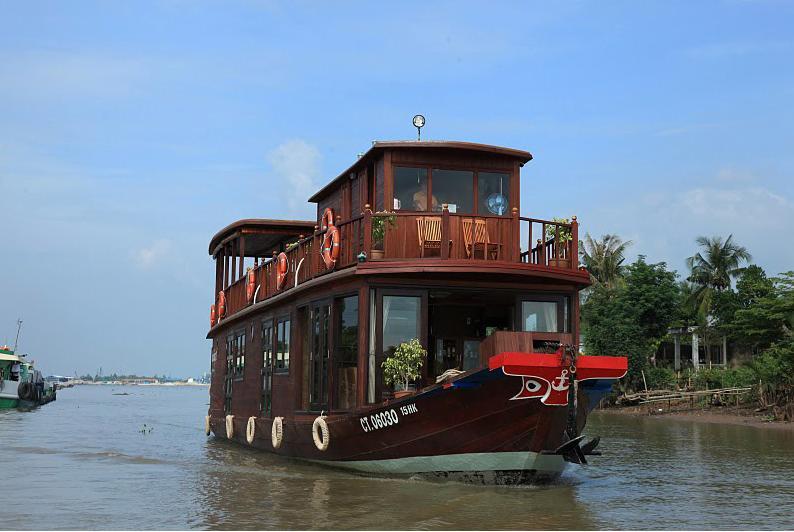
[13,319,22,352]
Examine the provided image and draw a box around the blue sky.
[1,1,792,376]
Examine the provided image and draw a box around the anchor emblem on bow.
[550,369,570,392]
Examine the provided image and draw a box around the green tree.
[579,233,633,289]
[686,234,751,319]
[733,272,794,353]
[582,256,679,390]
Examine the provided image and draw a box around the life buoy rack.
[225,414,235,439]
[204,415,211,436]
[246,416,256,444]
[321,207,336,231]
[217,291,226,320]
[276,252,289,290]
[246,269,256,304]
[312,416,330,451]
[321,226,340,270]
[210,304,216,327]
[271,416,284,449]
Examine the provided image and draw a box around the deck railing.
[216,206,581,321]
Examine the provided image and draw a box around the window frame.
[514,293,570,334]
[391,163,514,216]
[274,315,291,375]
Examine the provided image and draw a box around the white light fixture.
[412,114,425,140]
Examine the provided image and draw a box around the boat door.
[309,302,331,411]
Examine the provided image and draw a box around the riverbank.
[601,404,794,431]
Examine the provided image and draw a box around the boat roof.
[208,219,316,257]
[0,352,20,362]
[308,140,533,203]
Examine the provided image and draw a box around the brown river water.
[1,385,792,530]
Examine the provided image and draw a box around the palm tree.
[579,233,633,289]
[686,235,751,318]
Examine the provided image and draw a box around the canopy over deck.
[208,219,316,257]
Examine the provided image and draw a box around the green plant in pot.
[544,217,573,267]
[382,338,425,398]
[370,212,397,260]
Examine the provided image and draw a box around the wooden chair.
[463,218,502,260]
[417,216,442,257]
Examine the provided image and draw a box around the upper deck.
[209,141,589,324]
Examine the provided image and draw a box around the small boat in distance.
[204,139,627,484]
[0,346,56,408]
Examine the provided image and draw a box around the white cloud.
[681,186,789,221]
[267,139,320,218]
[133,239,172,270]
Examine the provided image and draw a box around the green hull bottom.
[0,397,19,408]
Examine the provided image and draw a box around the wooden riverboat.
[205,140,627,484]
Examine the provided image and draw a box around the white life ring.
[271,416,284,449]
[312,416,330,452]
[246,416,256,444]
[204,415,211,436]
[225,414,235,439]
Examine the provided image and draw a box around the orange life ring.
[210,304,216,327]
[217,290,226,318]
[321,207,336,231]
[321,226,340,269]
[246,269,256,304]
[276,252,289,290]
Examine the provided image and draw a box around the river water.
[1,385,792,530]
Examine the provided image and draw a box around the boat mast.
[13,318,22,352]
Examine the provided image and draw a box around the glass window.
[382,296,421,356]
[478,172,510,216]
[335,296,358,409]
[521,301,558,332]
[261,320,273,414]
[393,167,430,211]
[432,169,473,214]
[276,318,290,372]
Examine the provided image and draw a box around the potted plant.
[382,338,425,399]
[545,217,573,268]
[370,212,397,260]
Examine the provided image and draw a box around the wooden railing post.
[571,215,579,270]
[363,205,372,258]
[539,222,547,266]
[312,225,320,277]
[441,204,450,259]
[511,207,519,262]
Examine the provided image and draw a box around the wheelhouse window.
[382,295,421,356]
[478,172,510,216]
[521,301,558,332]
[393,167,431,211]
[432,169,473,214]
[335,295,358,409]
[275,317,291,373]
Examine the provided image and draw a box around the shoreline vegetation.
[580,233,793,422]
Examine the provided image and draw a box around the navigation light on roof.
[412,114,425,140]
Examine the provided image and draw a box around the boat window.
[368,289,376,404]
[393,167,430,211]
[334,295,358,409]
[432,169,473,214]
[276,318,290,373]
[478,172,510,216]
[261,320,274,414]
[382,295,421,356]
[521,301,558,332]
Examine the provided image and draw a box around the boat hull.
[209,362,617,484]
